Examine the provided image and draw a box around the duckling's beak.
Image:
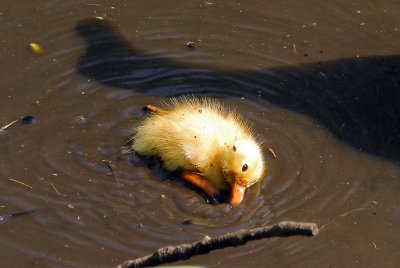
[229,183,246,206]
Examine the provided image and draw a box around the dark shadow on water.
[75,18,400,161]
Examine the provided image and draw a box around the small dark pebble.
[182,219,193,225]
[303,53,308,57]
[21,116,35,125]
[186,41,196,48]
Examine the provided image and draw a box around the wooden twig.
[0,120,17,133]
[118,221,319,268]
[9,178,32,189]
[51,183,62,196]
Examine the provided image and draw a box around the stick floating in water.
[0,120,17,133]
[8,178,33,189]
[118,221,319,268]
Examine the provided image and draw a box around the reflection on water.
[0,1,399,267]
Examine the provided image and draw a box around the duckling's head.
[221,139,264,206]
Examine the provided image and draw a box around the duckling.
[131,97,265,206]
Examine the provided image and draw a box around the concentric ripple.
[1,1,400,267]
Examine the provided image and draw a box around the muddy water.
[1,0,400,267]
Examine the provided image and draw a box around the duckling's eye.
[242,164,248,172]
[233,145,237,152]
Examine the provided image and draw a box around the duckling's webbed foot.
[180,171,220,202]
[143,105,167,114]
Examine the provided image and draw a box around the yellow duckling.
[131,97,265,206]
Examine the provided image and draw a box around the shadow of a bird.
[76,18,400,161]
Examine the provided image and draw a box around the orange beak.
[229,183,246,206]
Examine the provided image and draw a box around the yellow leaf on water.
[29,43,43,54]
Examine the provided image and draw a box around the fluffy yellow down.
[132,97,264,190]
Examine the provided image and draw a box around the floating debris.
[8,178,32,189]
[86,3,101,7]
[0,214,12,224]
[292,43,298,54]
[74,115,86,124]
[186,41,196,48]
[119,221,318,268]
[21,116,36,125]
[103,160,116,176]
[182,219,193,225]
[51,183,62,196]
[0,210,38,225]
[103,160,123,193]
[268,148,277,158]
[0,120,17,133]
[29,43,44,54]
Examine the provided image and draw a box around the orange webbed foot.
[143,105,168,114]
[180,171,220,202]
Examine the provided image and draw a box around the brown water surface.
[1,1,400,267]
